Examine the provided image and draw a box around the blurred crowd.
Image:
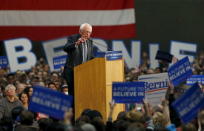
[0,52,204,131]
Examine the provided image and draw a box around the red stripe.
[146,88,168,93]
[0,0,134,10]
[0,24,136,41]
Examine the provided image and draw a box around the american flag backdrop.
[0,0,136,41]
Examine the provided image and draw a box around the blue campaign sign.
[94,51,106,58]
[106,51,122,61]
[168,56,192,86]
[0,56,8,68]
[172,83,204,124]
[186,75,204,85]
[29,86,73,119]
[53,55,67,70]
[112,82,145,103]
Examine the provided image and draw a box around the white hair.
[5,84,16,91]
[81,123,96,131]
[79,23,92,32]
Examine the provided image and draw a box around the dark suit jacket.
[63,34,94,96]
[63,34,94,69]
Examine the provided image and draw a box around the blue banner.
[168,56,192,86]
[29,86,73,119]
[106,51,122,61]
[172,83,204,124]
[53,55,67,70]
[112,82,145,103]
[186,75,204,85]
[0,56,8,68]
[94,51,106,58]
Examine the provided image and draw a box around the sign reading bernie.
[138,73,169,106]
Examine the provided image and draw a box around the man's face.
[80,25,92,39]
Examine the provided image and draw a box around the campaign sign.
[53,55,67,70]
[172,83,204,124]
[29,86,73,119]
[168,56,192,87]
[106,51,122,61]
[112,82,145,103]
[138,73,169,106]
[0,56,8,68]
[186,75,204,85]
[94,51,106,58]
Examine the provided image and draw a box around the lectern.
[74,58,124,121]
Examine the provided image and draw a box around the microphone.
[90,39,112,51]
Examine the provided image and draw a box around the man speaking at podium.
[63,23,95,97]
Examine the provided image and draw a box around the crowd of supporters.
[0,52,204,131]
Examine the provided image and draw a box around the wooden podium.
[74,58,125,121]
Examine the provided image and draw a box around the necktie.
[82,41,88,63]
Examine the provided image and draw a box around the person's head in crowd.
[16,71,28,84]
[80,108,92,117]
[0,68,6,78]
[54,81,61,90]
[51,72,59,81]
[43,64,50,72]
[152,105,163,114]
[126,110,145,123]
[46,121,72,131]
[116,111,127,121]
[11,106,24,121]
[15,83,27,95]
[0,117,13,131]
[38,57,46,65]
[90,117,105,131]
[181,123,197,131]
[37,71,43,79]
[6,73,16,84]
[152,112,167,129]
[155,67,162,73]
[146,68,154,74]
[126,122,145,131]
[61,85,69,95]
[81,123,96,131]
[23,86,33,98]
[42,71,48,78]
[86,110,103,121]
[0,79,8,97]
[5,84,17,99]
[19,110,34,125]
[30,76,40,86]
[48,82,57,91]
[19,92,29,109]
[38,81,46,87]
[142,52,148,60]
[114,120,130,131]
[38,118,53,131]
[27,71,35,81]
